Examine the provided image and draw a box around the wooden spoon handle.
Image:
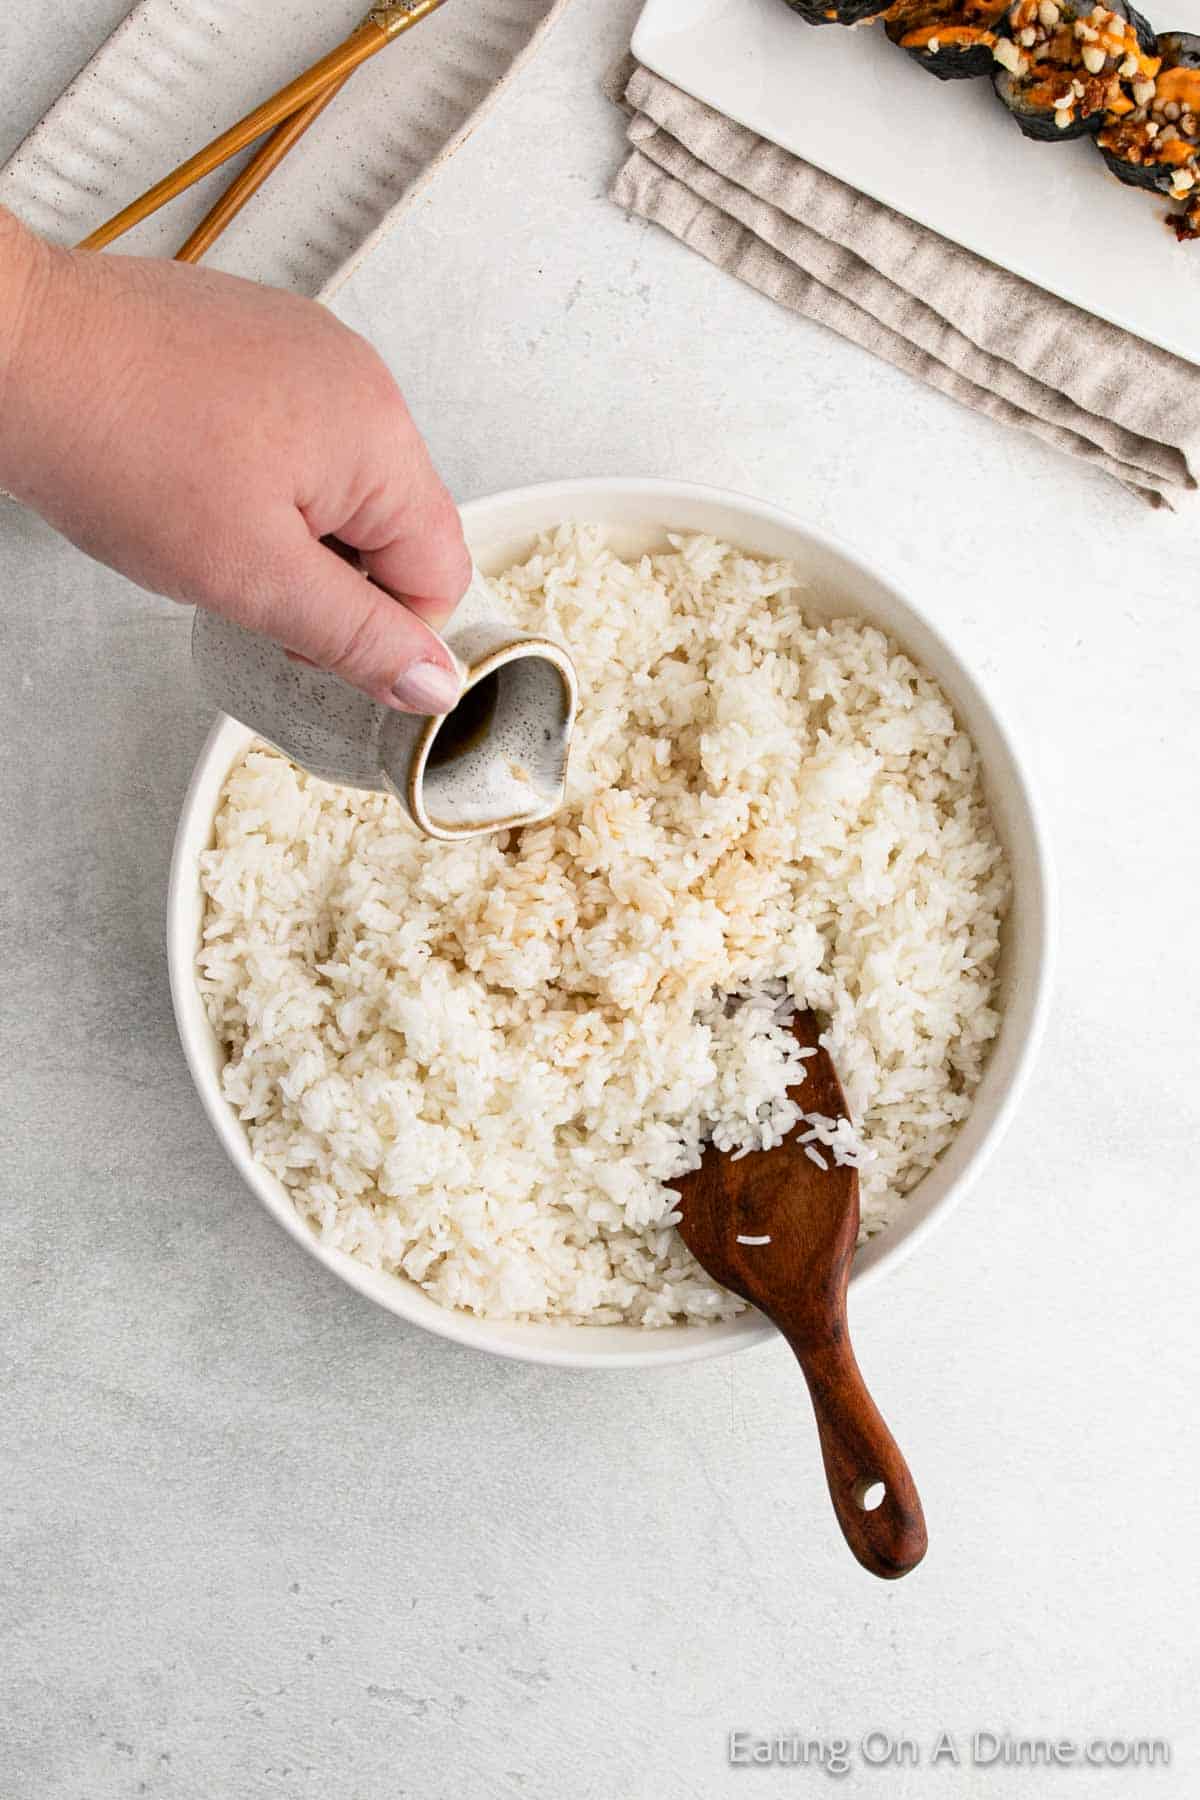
[783,1329,927,1580]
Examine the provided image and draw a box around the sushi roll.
[1097,31,1200,208]
[992,2,1158,141]
[779,0,891,25]
[884,0,1010,81]
[1172,193,1200,238]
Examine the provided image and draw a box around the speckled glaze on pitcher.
[191,567,577,841]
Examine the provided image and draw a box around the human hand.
[0,209,468,713]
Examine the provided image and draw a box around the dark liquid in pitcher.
[425,671,501,770]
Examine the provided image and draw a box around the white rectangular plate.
[0,0,566,300]
[632,0,1200,365]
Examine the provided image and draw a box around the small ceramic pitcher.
[192,566,577,841]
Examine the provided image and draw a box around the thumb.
[258,522,463,714]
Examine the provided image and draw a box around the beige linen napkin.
[610,57,1200,507]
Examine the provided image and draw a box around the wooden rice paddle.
[78,1,450,253]
[174,74,351,264]
[670,1009,927,1580]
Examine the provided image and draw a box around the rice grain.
[198,528,1009,1326]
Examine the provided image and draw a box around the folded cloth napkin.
[609,56,1200,508]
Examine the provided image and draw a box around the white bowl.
[168,479,1054,1369]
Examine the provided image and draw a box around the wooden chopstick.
[77,1,450,253]
[174,74,350,264]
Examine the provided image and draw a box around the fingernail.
[391,659,461,715]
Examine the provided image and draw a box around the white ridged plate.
[0,0,567,299]
[633,0,1200,367]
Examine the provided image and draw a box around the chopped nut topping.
[993,35,1024,73]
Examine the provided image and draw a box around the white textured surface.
[1,1,1199,1796]
[0,0,565,298]
[634,0,1200,365]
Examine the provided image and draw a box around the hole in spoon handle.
[786,1331,928,1580]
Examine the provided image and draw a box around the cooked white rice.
[198,527,1008,1326]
